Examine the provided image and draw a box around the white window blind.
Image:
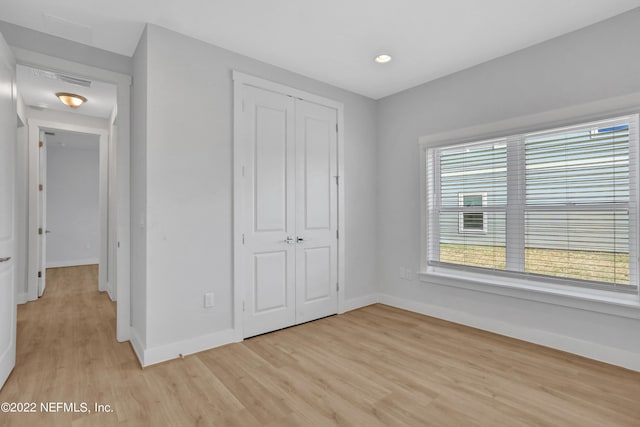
[426,115,639,293]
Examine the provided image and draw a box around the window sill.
[419,267,640,320]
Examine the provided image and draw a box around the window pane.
[440,142,507,207]
[440,211,506,270]
[525,126,629,205]
[523,123,631,286]
[525,211,630,285]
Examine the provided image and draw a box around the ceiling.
[17,64,117,119]
[2,0,640,99]
[43,128,100,151]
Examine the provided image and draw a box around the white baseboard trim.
[46,259,99,268]
[141,329,239,367]
[341,294,379,313]
[378,293,640,372]
[16,292,29,305]
[129,328,146,367]
[105,285,116,302]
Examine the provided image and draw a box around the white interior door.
[242,85,296,338]
[241,85,339,338]
[37,130,47,297]
[0,34,17,390]
[294,100,338,323]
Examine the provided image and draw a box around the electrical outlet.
[405,269,413,280]
[204,292,215,308]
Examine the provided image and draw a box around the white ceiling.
[43,128,100,151]
[2,0,640,99]
[17,64,117,119]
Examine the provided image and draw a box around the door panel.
[303,117,332,229]
[0,135,10,239]
[295,100,338,324]
[0,34,16,390]
[243,86,296,338]
[253,251,288,312]
[255,106,288,232]
[0,269,13,350]
[302,246,332,301]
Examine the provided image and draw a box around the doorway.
[27,122,109,300]
[12,49,131,342]
[233,72,346,338]
[42,129,102,286]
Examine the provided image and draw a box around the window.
[458,193,488,232]
[426,115,639,294]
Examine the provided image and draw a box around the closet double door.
[240,85,338,338]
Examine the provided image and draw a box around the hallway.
[0,265,137,426]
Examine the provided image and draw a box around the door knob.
[45,230,51,234]
[284,236,295,244]
[0,257,11,263]
[297,237,304,243]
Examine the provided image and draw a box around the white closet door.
[294,100,338,323]
[242,86,296,338]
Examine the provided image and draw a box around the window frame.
[419,107,640,316]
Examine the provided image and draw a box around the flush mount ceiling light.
[55,92,87,108]
[374,54,392,64]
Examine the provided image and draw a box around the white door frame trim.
[27,119,109,298]
[14,47,131,342]
[232,71,346,341]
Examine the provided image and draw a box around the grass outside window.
[439,243,629,285]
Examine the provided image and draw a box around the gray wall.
[46,143,100,267]
[377,9,640,356]
[131,27,148,347]
[0,20,131,76]
[133,24,377,350]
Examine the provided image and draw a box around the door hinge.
[38,227,43,235]
[336,282,339,291]
[336,123,338,133]
[242,301,245,312]
[242,166,245,177]
[336,229,339,239]
[39,141,43,148]
[242,233,245,244]
[39,184,43,191]
[335,175,339,185]
[38,271,42,278]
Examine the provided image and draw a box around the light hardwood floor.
[1,265,639,426]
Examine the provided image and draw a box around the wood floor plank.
[1,265,639,426]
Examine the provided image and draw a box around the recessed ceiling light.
[55,92,87,108]
[374,54,392,64]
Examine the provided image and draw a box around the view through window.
[427,115,638,293]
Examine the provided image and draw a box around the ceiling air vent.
[57,74,92,88]
[29,67,92,88]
